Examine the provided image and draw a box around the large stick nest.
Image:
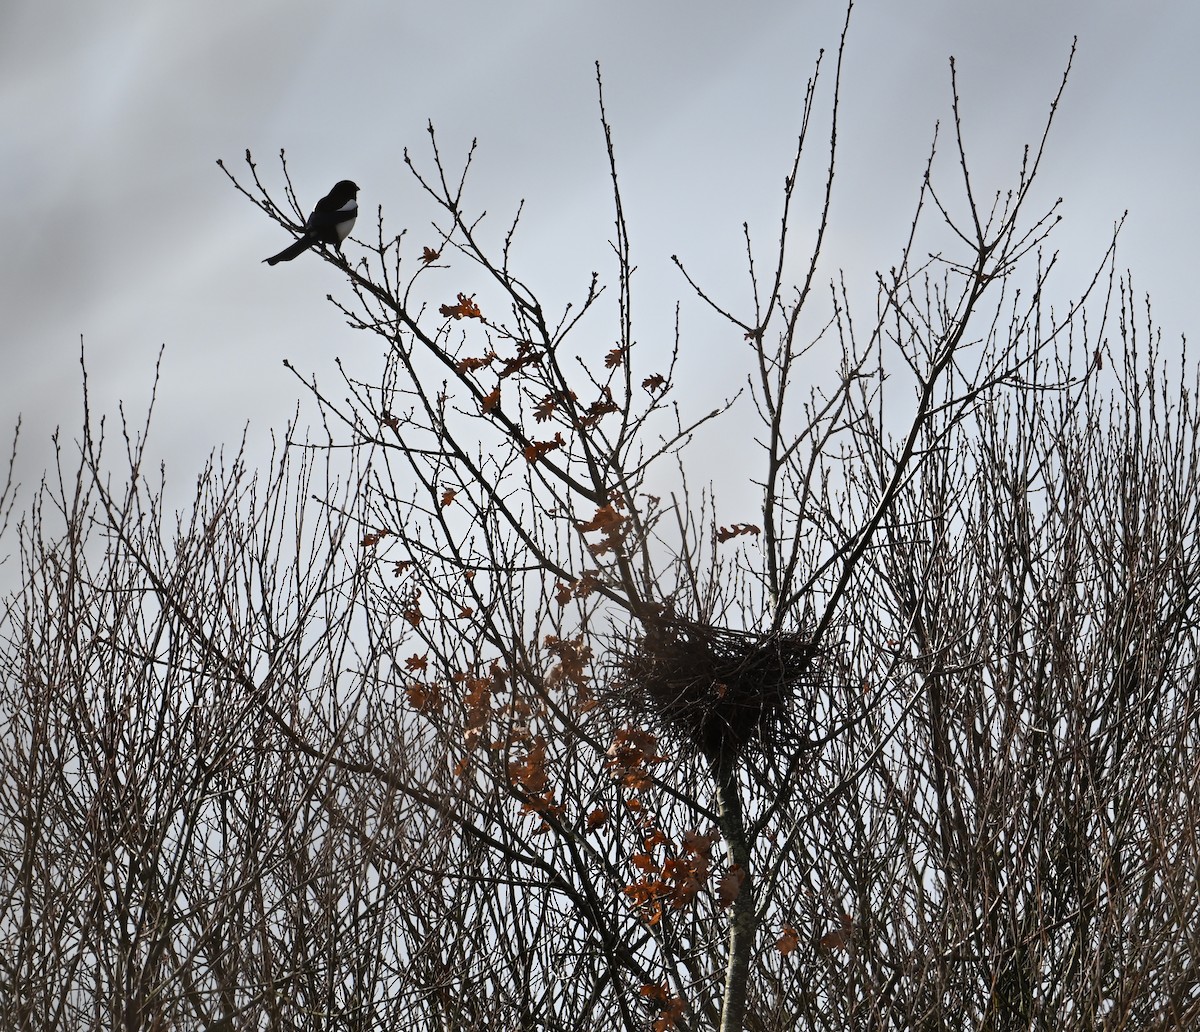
[610,614,817,767]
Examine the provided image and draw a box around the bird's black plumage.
[264,180,359,265]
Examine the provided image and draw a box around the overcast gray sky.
[1,0,1194,504]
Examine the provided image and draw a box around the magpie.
[263,180,359,265]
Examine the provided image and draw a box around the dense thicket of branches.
[3,21,1199,1032]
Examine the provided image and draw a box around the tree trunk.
[714,752,755,1032]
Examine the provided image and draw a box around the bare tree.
[3,11,1199,1030]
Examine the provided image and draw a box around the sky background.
[1,0,1195,517]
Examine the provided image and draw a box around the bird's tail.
[263,236,316,266]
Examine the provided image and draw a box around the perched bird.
[263,180,359,265]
